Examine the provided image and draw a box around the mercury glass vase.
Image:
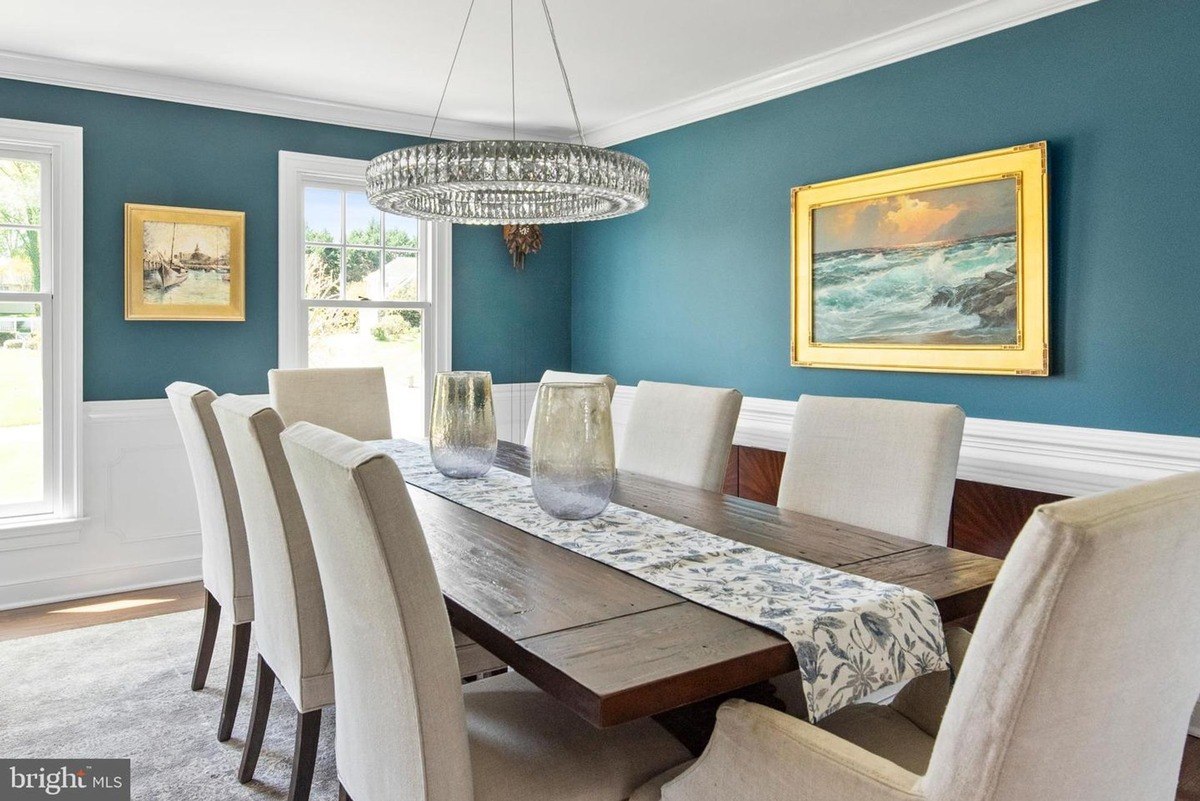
[530,382,615,520]
[429,371,497,479]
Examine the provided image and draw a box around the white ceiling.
[0,0,1094,144]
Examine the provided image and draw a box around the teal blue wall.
[452,224,572,379]
[0,78,571,400]
[571,0,1200,437]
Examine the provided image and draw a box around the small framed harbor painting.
[791,142,1048,375]
[124,203,245,321]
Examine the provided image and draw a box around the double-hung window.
[278,152,451,438]
[0,119,82,525]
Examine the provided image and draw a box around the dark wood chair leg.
[191,591,221,691]
[338,783,351,801]
[288,708,322,801]
[217,621,252,742]
[237,656,276,783]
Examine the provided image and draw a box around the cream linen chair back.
[281,422,472,801]
[777,395,964,545]
[166,381,253,622]
[618,380,742,492]
[919,471,1200,801]
[524,370,617,448]
[650,472,1200,801]
[212,395,333,711]
[269,367,392,441]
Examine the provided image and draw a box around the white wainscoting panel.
[3,387,1197,610]
[492,382,539,445]
[0,390,540,610]
[0,399,204,610]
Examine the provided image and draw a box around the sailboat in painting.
[144,252,189,289]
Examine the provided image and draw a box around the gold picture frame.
[791,143,1048,375]
[124,203,246,321]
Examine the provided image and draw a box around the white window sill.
[0,515,89,541]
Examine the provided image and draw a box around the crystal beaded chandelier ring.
[366,0,650,225]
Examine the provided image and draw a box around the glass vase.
[429,371,497,479]
[530,382,615,520]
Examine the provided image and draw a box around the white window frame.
[0,118,83,531]
[277,151,451,423]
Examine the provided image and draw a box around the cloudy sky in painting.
[813,177,1016,254]
[142,221,230,260]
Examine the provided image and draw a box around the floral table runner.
[372,438,948,721]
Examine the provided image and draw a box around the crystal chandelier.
[366,0,649,225]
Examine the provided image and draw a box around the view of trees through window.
[301,186,428,437]
[0,157,47,512]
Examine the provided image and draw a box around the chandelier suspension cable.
[510,0,517,140]
[428,0,479,139]
[540,0,586,146]
[367,0,649,225]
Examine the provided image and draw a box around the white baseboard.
[0,557,201,611]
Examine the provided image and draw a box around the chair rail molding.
[602,386,1200,499]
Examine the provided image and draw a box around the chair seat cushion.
[629,760,695,801]
[816,702,935,775]
[463,671,692,801]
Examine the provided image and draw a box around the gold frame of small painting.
[124,203,246,321]
[791,142,1049,375]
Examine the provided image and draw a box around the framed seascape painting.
[124,203,245,321]
[791,143,1048,375]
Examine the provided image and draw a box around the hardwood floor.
[1,582,1197,799]
[0,581,205,641]
[1179,735,1200,801]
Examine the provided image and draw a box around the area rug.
[0,610,338,800]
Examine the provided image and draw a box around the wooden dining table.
[405,440,1002,736]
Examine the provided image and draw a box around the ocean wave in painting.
[813,232,1018,345]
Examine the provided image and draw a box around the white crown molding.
[607,385,1200,498]
[586,0,1100,146]
[0,49,570,142]
[2,2,1095,147]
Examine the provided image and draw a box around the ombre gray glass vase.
[530,382,615,520]
[429,371,497,478]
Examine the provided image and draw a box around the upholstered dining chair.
[777,395,965,545]
[524,370,618,448]
[268,367,504,678]
[632,471,1200,801]
[211,395,333,801]
[618,380,742,492]
[268,367,392,440]
[165,381,253,743]
[279,422,693,801]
